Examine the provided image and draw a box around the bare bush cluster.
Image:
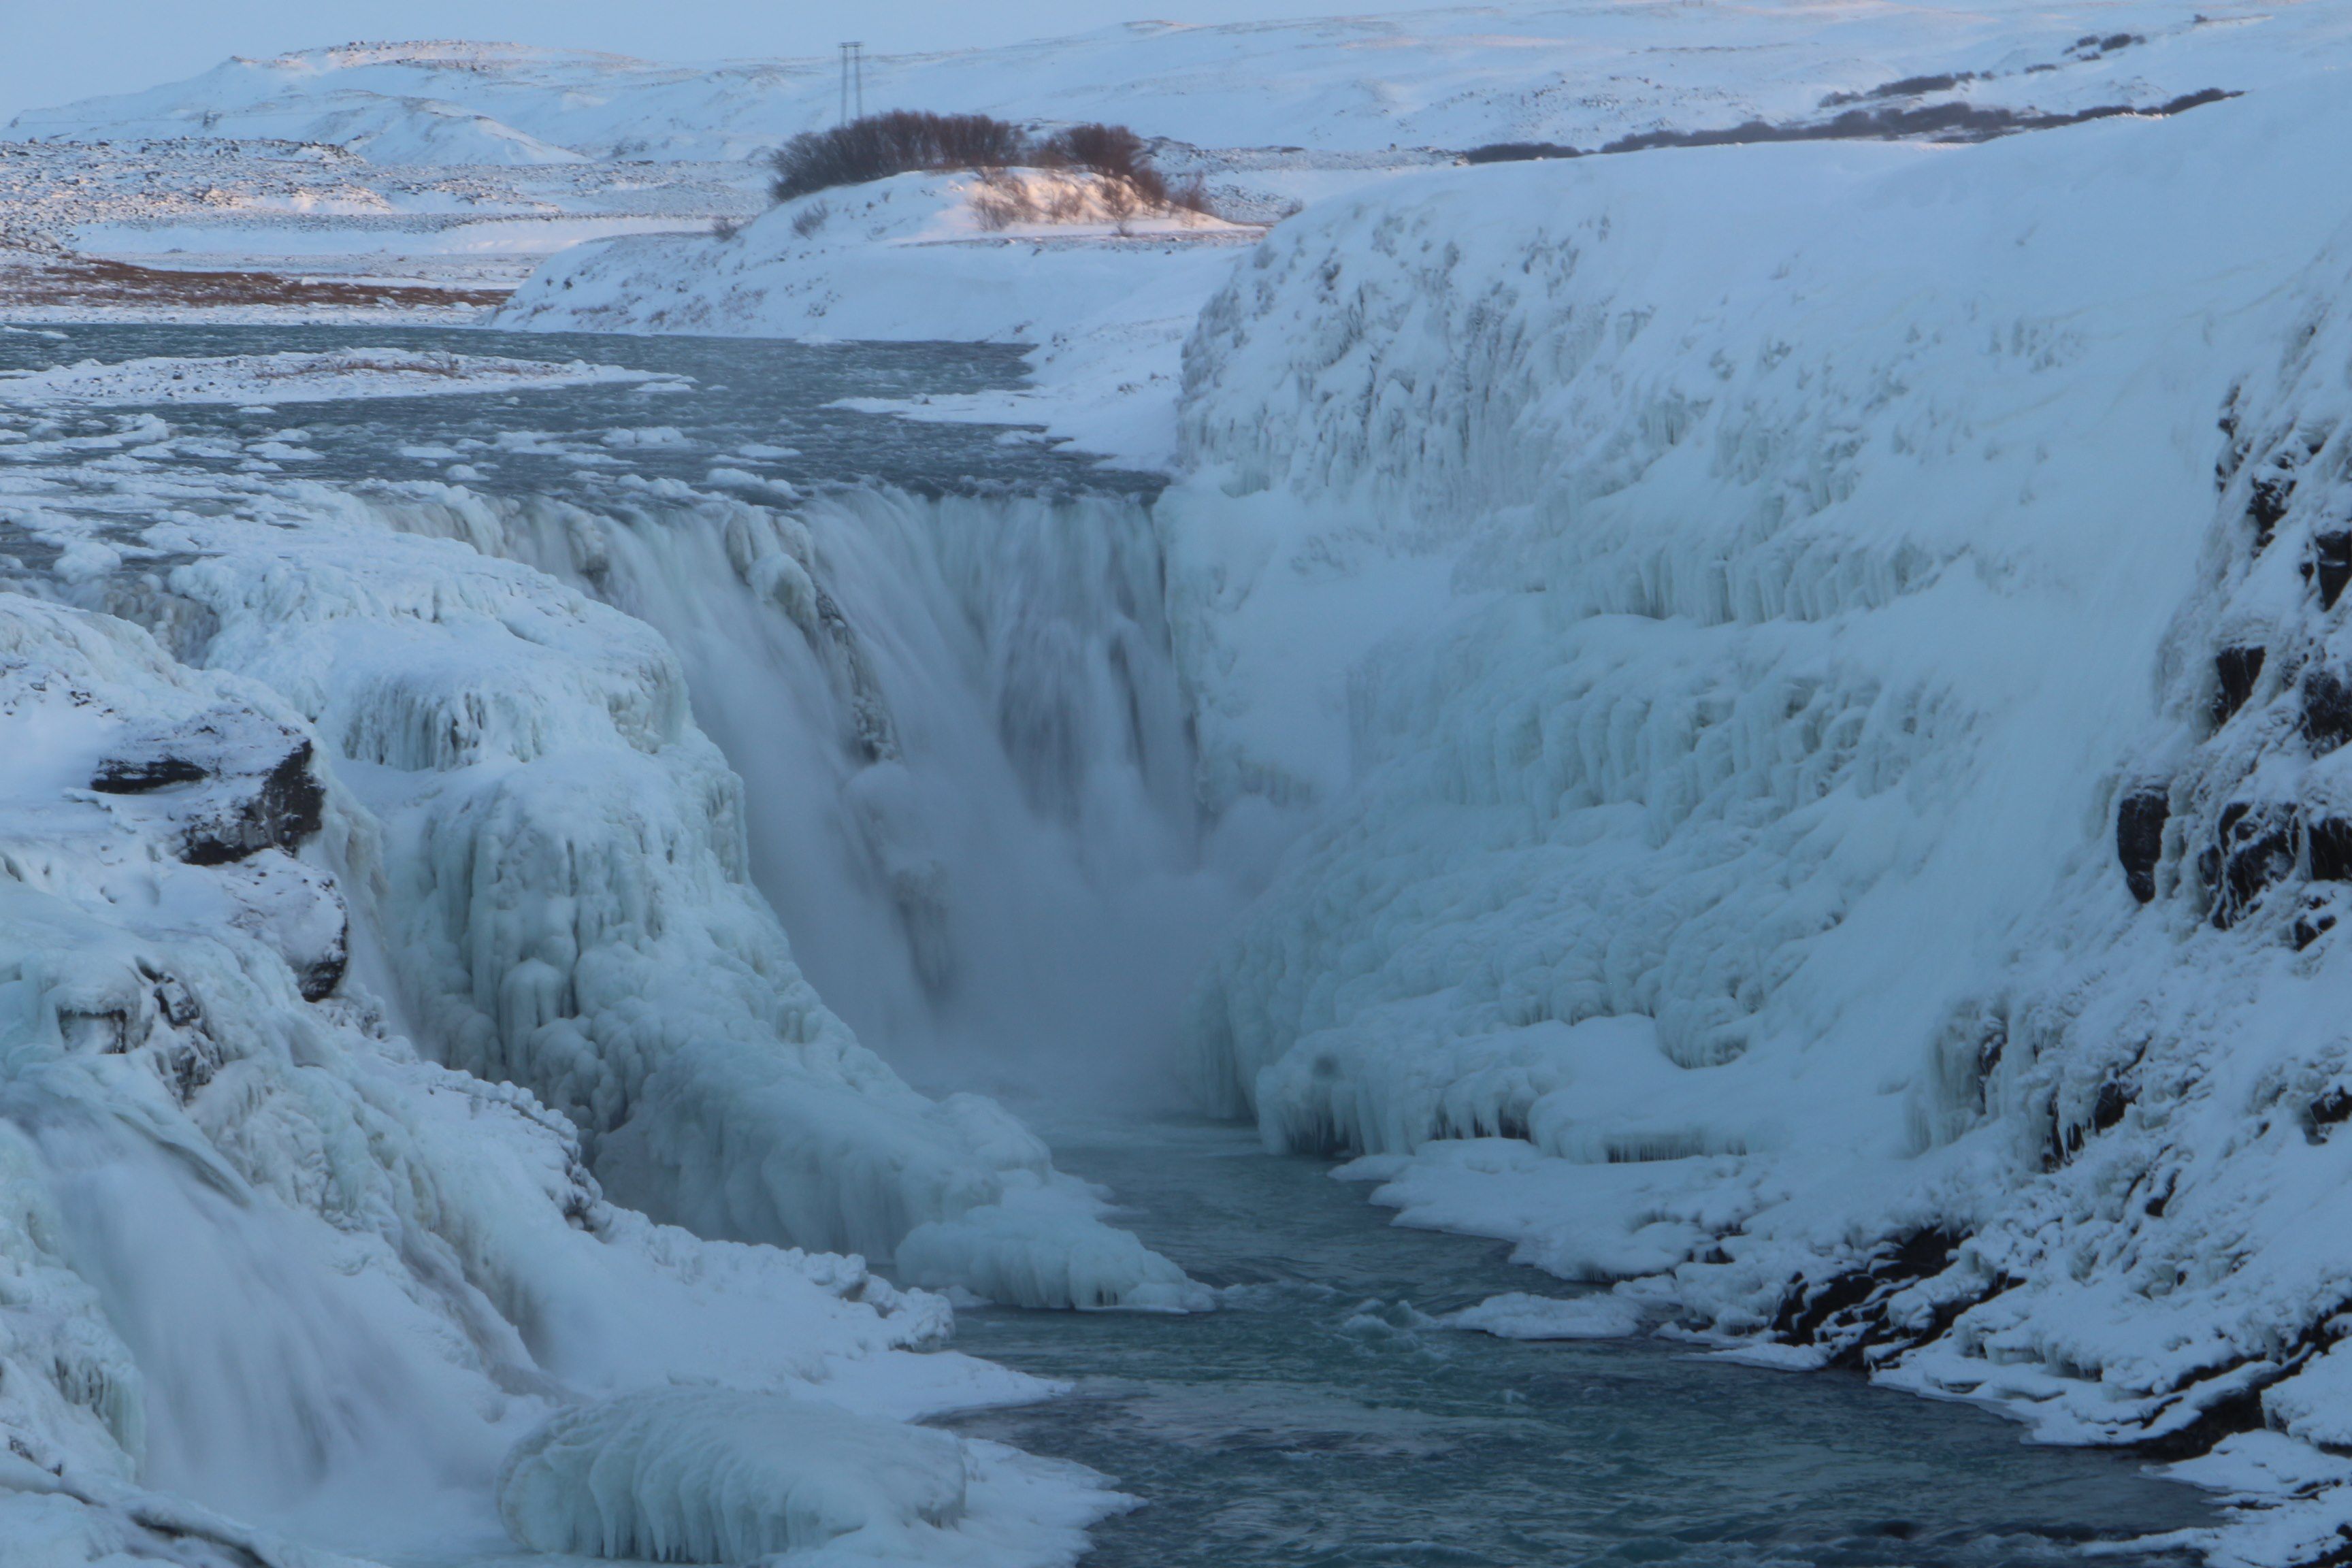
[768,111,1218,218]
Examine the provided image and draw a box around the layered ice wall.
[1169,74,2352,1546]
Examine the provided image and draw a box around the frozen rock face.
[78,702,344,998]
[1166,70,2352,1549]
[0,595,962,1554]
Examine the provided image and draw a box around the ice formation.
[496,1388,967,1560]
[1443,1292,1645,1341]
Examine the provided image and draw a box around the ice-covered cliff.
[1162,59,2352,1561]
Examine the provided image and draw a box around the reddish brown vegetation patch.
[0,254,509,312]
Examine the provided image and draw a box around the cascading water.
[0,321,2237,1567]
[364,479,1252,1104]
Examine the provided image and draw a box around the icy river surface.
[0,323,2219,1567]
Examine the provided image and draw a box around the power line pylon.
[839,42,865,125]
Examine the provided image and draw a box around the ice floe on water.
[0,348,680,406]
[1445,1292,1645,1341]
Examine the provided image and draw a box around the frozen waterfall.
[355,479,1258,1105]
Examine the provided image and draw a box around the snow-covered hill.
[16,2,2349,165]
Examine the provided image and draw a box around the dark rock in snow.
[2117,787,2169,902]
[89,706,326,866]
[2204,800,2297,928]
[2310,818,2352,882]
[2212,646,2266,727]
[2293,892,2340,951]
[90,756,208,792]
[2309,1088,2352,1139]
[2249,474,2294,546]
[2305,668,2352,753]
[2313,530,2352,610]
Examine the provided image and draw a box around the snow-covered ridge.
[1164,67,2352,1561]
[16,1,2349,166]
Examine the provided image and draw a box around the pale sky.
[0,1,1441,122]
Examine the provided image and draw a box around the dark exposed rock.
[2250,474,2294,547]
[180,742,325,866]
[2294,894,2340,951]
[2117,787,2169,902]
[294,935,348,1003]
[2314,532,2352,610]
[90,757,208,793]
[2091,1080,2133,1133]
[2216,401,2247,490]
[2212,646,2266,726]
[2306,669,2352,754]
[90,707,326,866]
[2310,818,2352,881]
[1459,87,2236,165]
[1768,1226,1976,1369]
[2204,800,2298,928]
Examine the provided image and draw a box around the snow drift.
[1164,67,2352,1560]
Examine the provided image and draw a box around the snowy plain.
[4,1,2352,1565]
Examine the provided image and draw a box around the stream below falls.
[951,1116,2215,1568]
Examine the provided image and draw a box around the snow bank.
[499,171,1245,344]
[496,172,1254,466]
[1165,67,2352,1556]
[0,349,674,406]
